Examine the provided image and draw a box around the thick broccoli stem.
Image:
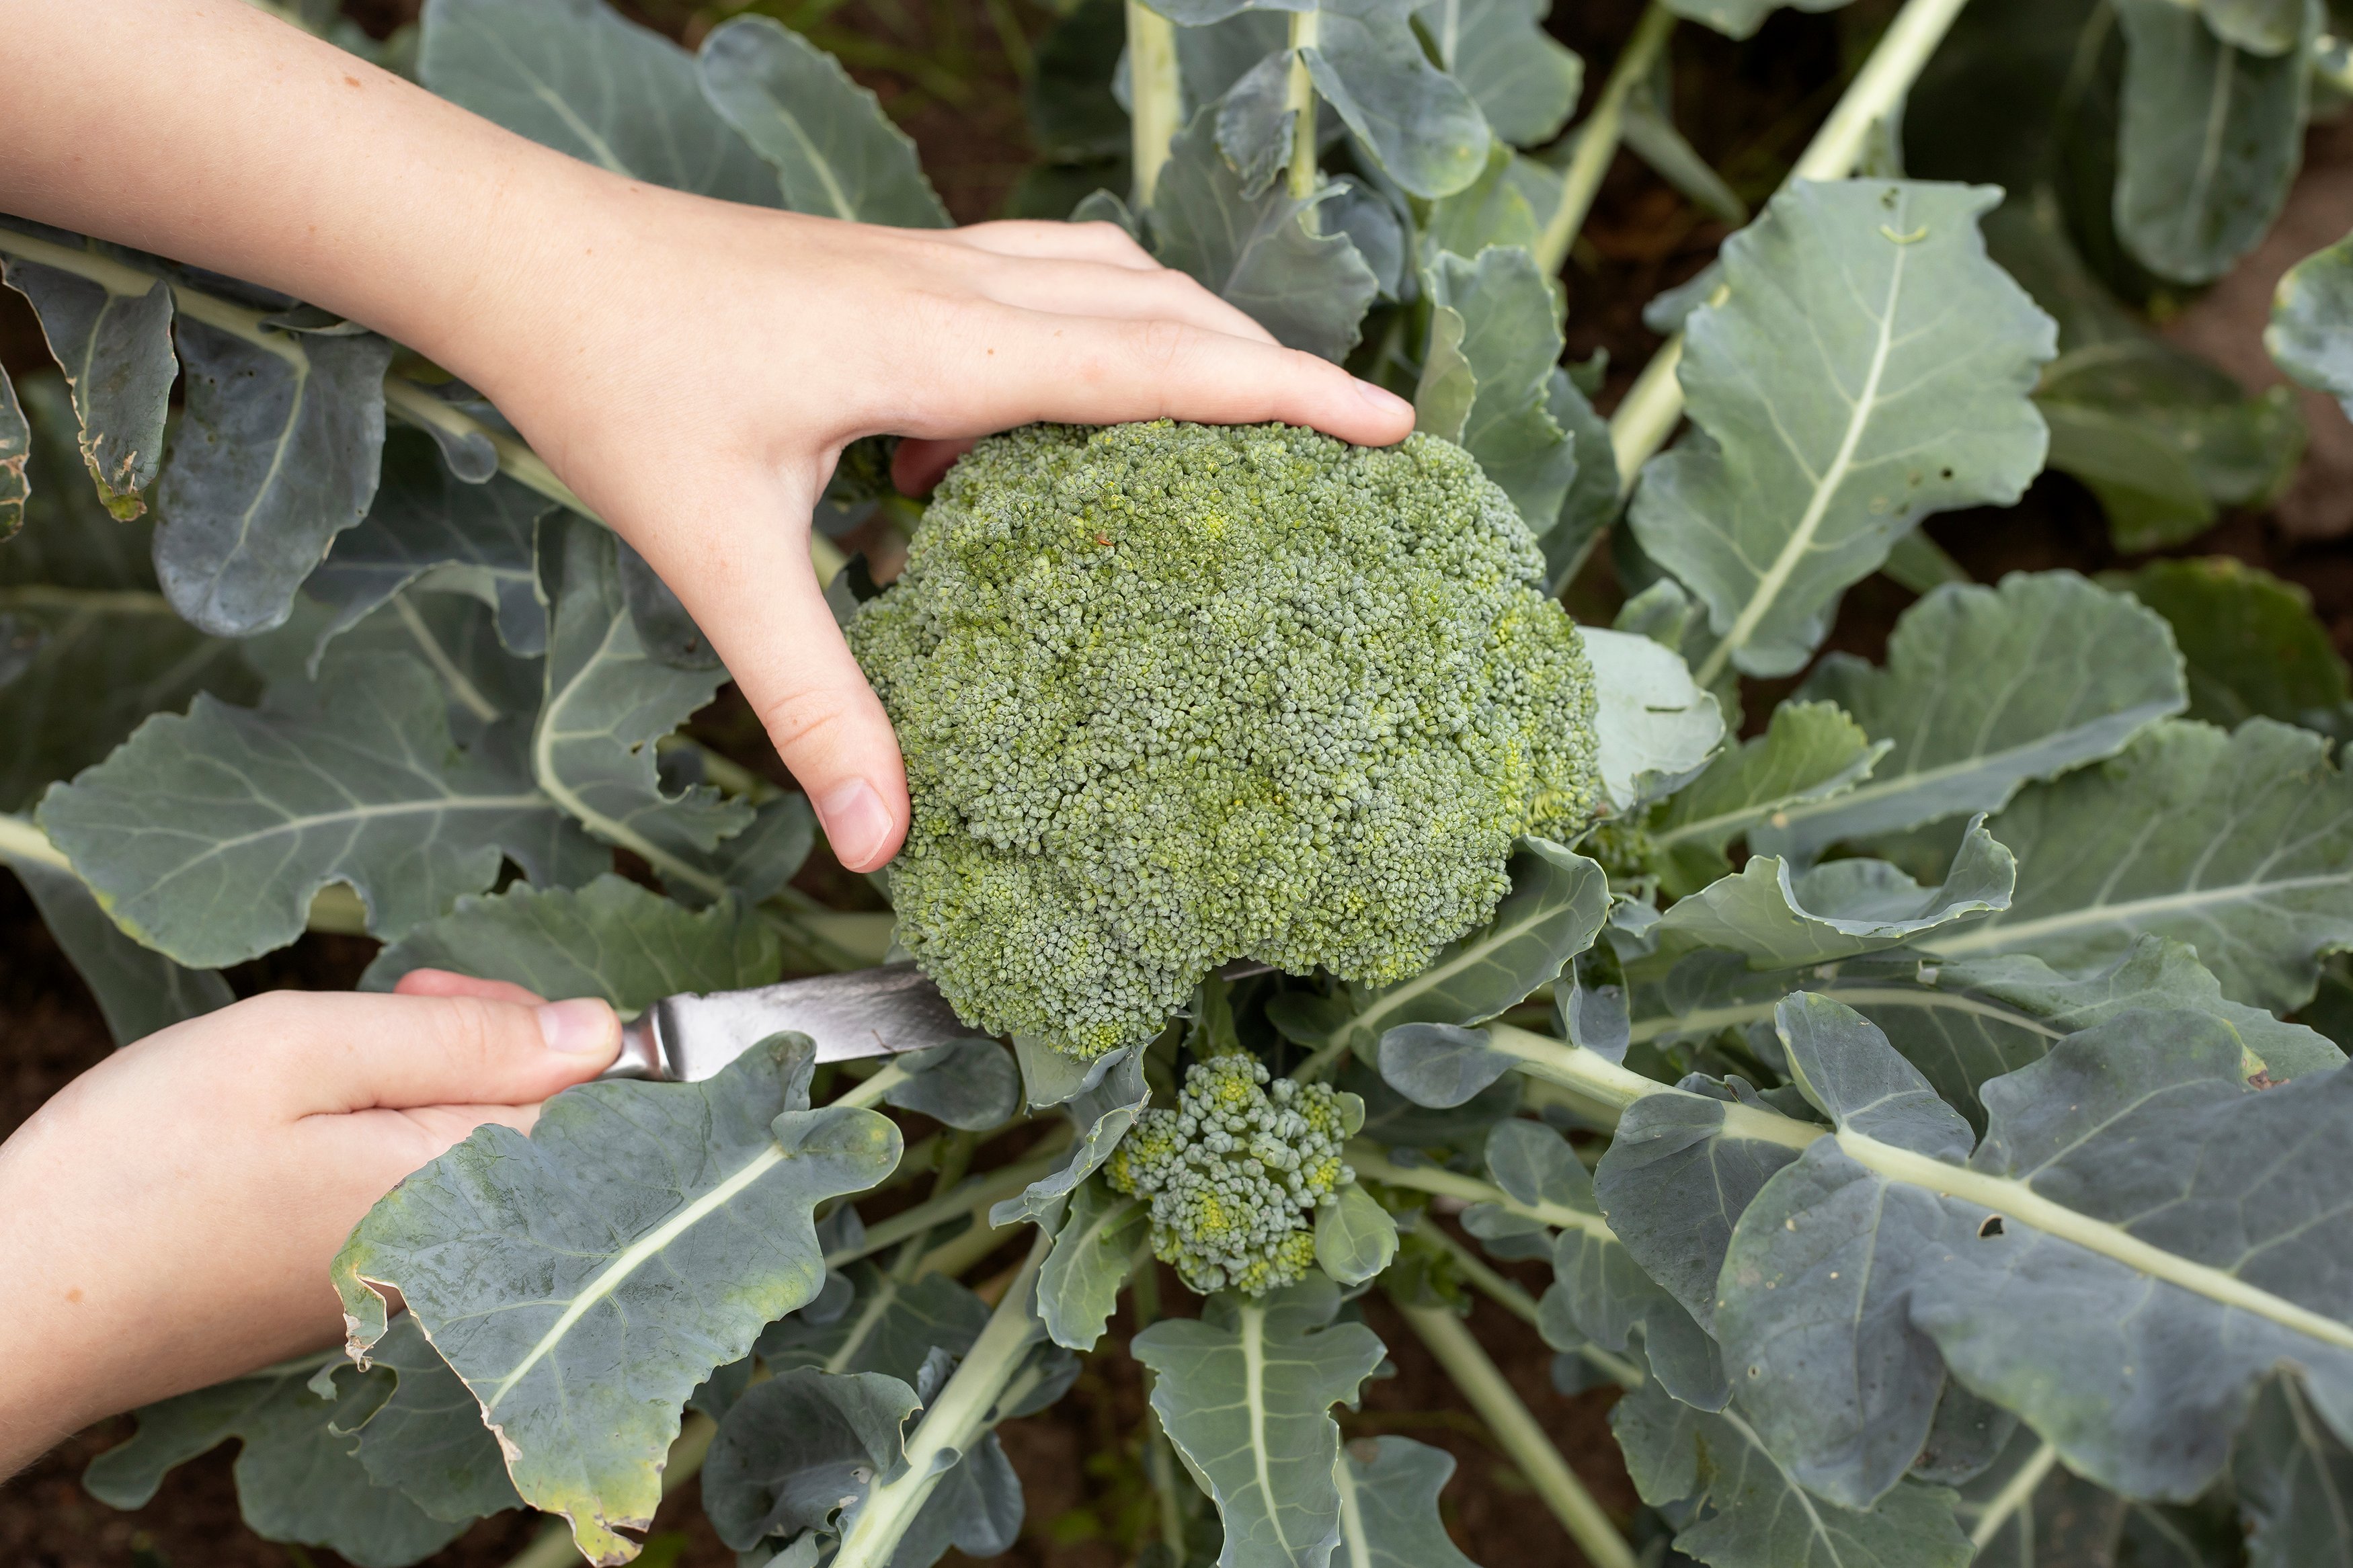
[1285,7,1321,197]
[1126,0,1182,205]
[830,1232,1053,1568]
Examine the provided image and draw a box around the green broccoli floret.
[849,419,1601,1057]
[1105,1053,1353,1295]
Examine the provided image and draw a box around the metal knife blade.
[601,962,969,1083]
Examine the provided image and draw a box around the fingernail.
[537,998,614,1054]
[1355,379,1414,419]
[819,778,894,870]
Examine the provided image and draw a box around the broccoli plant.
[9,0,2353,1566]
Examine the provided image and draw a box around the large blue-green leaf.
[1,237,176,517]
[2113,556,2353,738]
[1703,997,2353,1508]
[1300,7,1490,200]
[1923,718,2353,1011]
[1650,818,2014,971]
[360,872,781,1007]
[759,1263,993,1387]
[155,318,395,636]
[420,0,780,206]
[2112,0,2311,286]
[1753,573,2186,862]
[333,1035,901,1564]
[2270,225,2353,418]
[1150,108,1380,361]
[1956,1428,2238,1567]
[1662,0,1853,42]
[3,849,231,1045]
[308,428,551,660]
[698,17,951,226]
[534,515,809,904]
[1648,700,1887,895]
[337,1314,524,1524]
[1413,247,1575,536]
[38,653,600,966]
[1611,1376,1973,1568]
[84,1359,471,1568]
[2235,1374,2353,1567]
[1332,1437,1477,1568]
[704,1368,921,1549]
[0,373,260,811]
[1413,0,1579,147]
[1628,179,2055,681]
[1039,1175,1148,1350]
[1131,1278,1388,1568]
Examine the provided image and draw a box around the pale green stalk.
[1601,0,1977,501]
[1285,9,1323,198]
[1130,1258,1195,1561]
[1533,3,1677,276]
[1390,1294,1638,1568]
[831,1231,1053,1568]
[1127,0,1183,206]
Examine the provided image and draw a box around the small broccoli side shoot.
[849,419,1601,1057]
[1105,1053,1353,1296]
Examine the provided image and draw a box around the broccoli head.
[849,419,1601,1056]
[1105,1053,1354,1295]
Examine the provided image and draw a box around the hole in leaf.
[1978,1215,2005,1239]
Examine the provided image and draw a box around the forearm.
[0,0,616,392]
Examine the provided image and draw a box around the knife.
[595,956,1277,1083]
[600,961,970,1082]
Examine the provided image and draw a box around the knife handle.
[601,1011,670,1081]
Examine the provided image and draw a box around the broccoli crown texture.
[1105,1053,1353,1296]
[850,419,1601,1055]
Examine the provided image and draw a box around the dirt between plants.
[11,1,2353,1565]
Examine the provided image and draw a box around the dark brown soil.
[11,0,2353,1565]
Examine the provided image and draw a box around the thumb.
[622,486,910,872]
[260,989,621,1118]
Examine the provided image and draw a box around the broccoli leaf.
[2111,557,2353,738]
[1661,0,1853,42]
[3,848,231,1046]
[992,1044,1150,1226]
[0,230,176,518]
[336,1314,524,1524]
[1921,718,2353,1010]
[420,0,781,207]
[1150,107,1380,361]
[1039,1177,1148,1350]
[0,364,24,536]
[307,428,552,662]
[333,1035,901,1565]
[1648,700,1888,894]
[1299,6,1490,199]
[1627,179,2055,682]
[756,1262,994,1388]
[703,1368,921,1549]
[1584,625,1724,809]
[1332,1438,1478,1568]
[1650,817,2014,971]
[883,1036,1022,1131]
[39,653,601,966]
[2234,1374,2353,1567]
[2112,0,2309,286]
[154,314,395,638]
[1611,1376,1972,1568]
[1132,1278,1388,1568]
[1751,573,2186,862]
[698,17,953,227]
[1705,997,2353,1505]
[1415,247,1577,536]
[534,515,811,904]
[84,1360,471,1568]
[1955,1428,2239,1568]
[1414,0,1579,147]
[2270,223,2353,419]
[360,872,781,1008]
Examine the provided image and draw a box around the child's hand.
[0,975,618,1473]
[0,0,1420,874]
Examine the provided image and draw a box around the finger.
[392,968,548,1008]
[903,309,1417,448]
[241,989,620,1118]
[625,484,910,872]
[970,257,1278,345]
[892,436,974,496]
[948,218,1158,270]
